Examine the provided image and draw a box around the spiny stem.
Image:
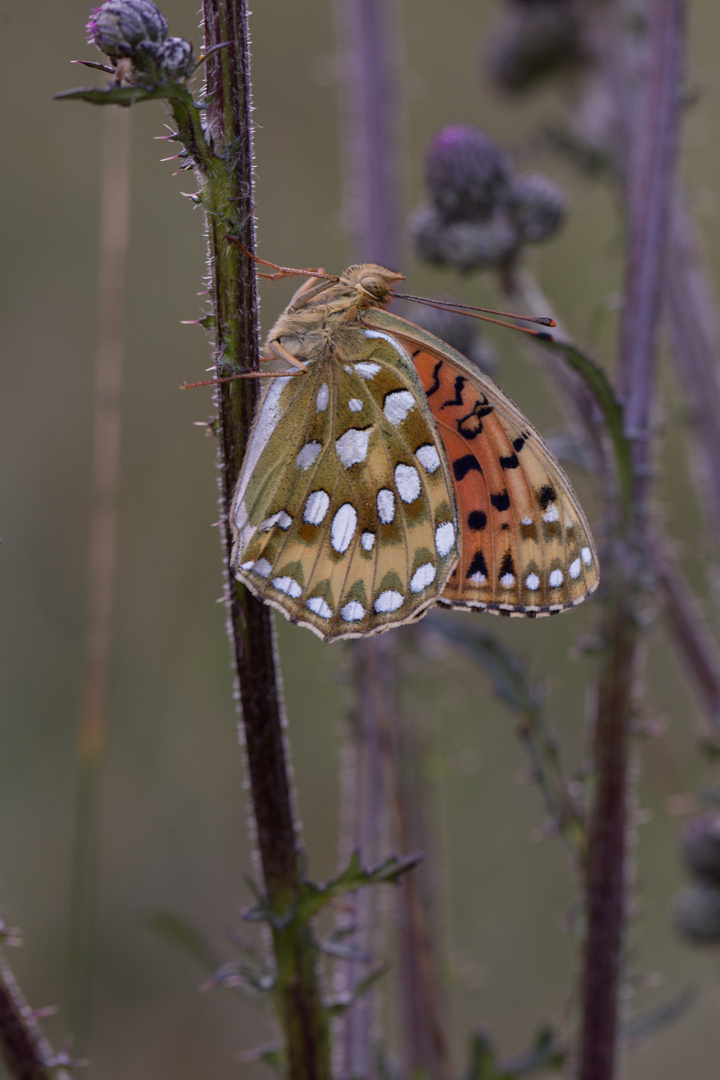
[201,2,331,1076]
[577,2,686,1077]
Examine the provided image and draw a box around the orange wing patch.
[397,337,599,616]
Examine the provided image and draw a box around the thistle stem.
[200,3,331,1076]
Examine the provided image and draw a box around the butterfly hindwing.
[363,309,599,616]
[231,326,459,641]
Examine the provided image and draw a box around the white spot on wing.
[377,489,395,524]
[331,504,358,553]
[341,600,365,622]
[316,383,329,411]
[395,463,421,503]
[348,398,363,412]
[296,441,322,471]
[410,564,436,593]
[384,390,415,426]
[231,377,291,526]
[374,590,404,613]
[569,558,581,580]
[364,328,411,363]
[581,547,592,565]
[336,428,371,467]
[241,560,254,570]
[549,569,564,588]
[543,503,559,523]
[468,571,486,585]
[304,490,330,525]
[307,596,332,619]
[416,444,441,474]
[260,511,292,531]
[521,517,533,526]
[272,576,302,598]
[253,559,272,578]
[500,573,516,588]
[354,361,381,379]
[361,532,375,551]
[525,572,540,591]
[435,521,456,557]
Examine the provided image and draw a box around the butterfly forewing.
[364,310,599,616]
[231,326,459,640]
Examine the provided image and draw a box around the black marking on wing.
[468,509,487,531]
[501,522,510,531]
[453,455,483,482]
[538,483,557,509]
[513,436,526,452]
[500,452,519,470]
[490,489,510,513]
[499,551,515,578]
[440,375,466,409]
[425,360,442,398]
[466,550,488,581]
[456,396,494,440]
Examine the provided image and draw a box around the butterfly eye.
[358,274,391,302]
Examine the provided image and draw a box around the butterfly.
[230,263,599,641]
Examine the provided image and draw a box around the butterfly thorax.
[264,263,404,366]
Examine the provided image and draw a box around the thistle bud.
[680,812,720,884]
[485,2,586,94]
[155,36,195,81]
[410,204,518,273]
[87,0,168,61]
[425,126,511,224]
[507,172,567,243]
[673,881,720,945]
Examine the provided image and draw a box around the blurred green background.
[2,0,720,1076]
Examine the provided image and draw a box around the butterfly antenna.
[225,237,339,283]
[394,292,556,329]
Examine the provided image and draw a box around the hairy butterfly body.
[231,265,599,641]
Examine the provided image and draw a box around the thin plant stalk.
[333,0,401,1072]
[577,2,685,1078]
[67,104,131,1051]
[201,3,331,1076]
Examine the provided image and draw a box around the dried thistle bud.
[680,812,720,884]
[155,36,195,80]
[87,0,168,61]
[673,881,720,945]
[410,204,518,272]
[507,172,567,243]
[425,125,511,223]
[485,2,586,94]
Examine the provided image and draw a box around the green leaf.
[325,965,389,1015]
[425,614,540,717]
[145,910,218,972]
[298,850,424,920]
[541,337,633,525]
[499,1025,566,1074]
[621,988,695,1044]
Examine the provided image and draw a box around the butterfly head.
[266,265,406,364]
[338,264,405,308]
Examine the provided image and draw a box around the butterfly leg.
[181,356,306,389]
[225,236,336,283]
[266,341,308,371]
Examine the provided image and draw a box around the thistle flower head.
[86,0,168,60]
[425,125,511,223]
